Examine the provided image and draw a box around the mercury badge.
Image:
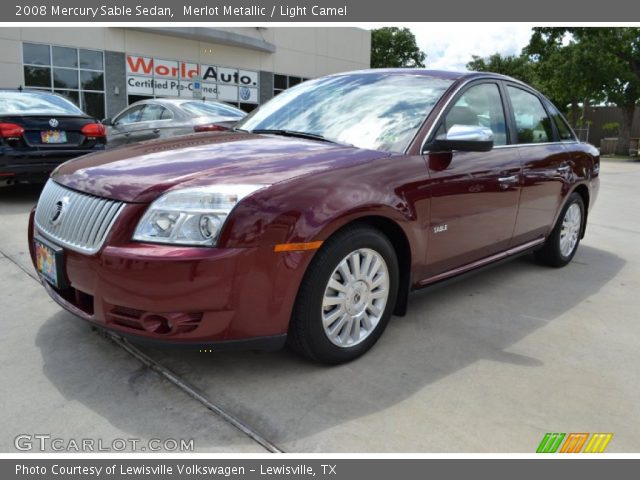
[50,197,70,226]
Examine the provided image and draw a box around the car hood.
[52,132,390,203]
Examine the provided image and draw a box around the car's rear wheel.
[534,192,585,267]
[287,225,399,364]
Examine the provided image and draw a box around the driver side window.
[442,83,507,146]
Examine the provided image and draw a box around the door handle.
[124,132,131,137]
[557,165,571,174]
[498,175,519,190]
[152,129,160,134]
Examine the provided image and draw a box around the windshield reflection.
[238,73,453,153]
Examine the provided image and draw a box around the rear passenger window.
[547,104,575,141]
[139,104,169,122]
[443,83,507,146]
[160,107,173,120]
[507,86,553,144]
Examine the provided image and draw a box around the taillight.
[194,124,227,132]
[81,123,106,138]
[0,122,25,139]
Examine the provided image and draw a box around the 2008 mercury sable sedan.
[28,69,599,364]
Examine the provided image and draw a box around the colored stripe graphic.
[536,433,614,453]
[584,433,613,453]
[536,433,565,453]
[560,433,589,453]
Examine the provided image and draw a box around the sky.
[409,23,537,71]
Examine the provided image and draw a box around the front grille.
[34,179,125,254]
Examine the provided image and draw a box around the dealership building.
[0,27,371,119]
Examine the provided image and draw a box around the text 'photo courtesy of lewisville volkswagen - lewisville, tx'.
[1,1,639,477]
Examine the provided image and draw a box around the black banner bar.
[4,459,640,480]
[3,0,637,22]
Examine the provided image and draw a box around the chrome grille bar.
[34,180,125,255]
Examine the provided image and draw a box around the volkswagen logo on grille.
[50,197,69,226]
[49,118,59,128]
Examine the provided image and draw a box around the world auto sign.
[126,55,259,103]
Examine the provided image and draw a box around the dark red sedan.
[28,70,599,364]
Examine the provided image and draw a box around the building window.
[23,43,50,66]
[239,103,258,113]
[22,42,106,120]
[23,66,50,88]
[273,74,310,97]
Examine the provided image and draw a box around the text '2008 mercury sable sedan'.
[28,70,599,364]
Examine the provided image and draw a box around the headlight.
[133,184,265,246]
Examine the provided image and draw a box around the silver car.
[102,98,246,147]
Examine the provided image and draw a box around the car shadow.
[35,244,624,450]
[32,311,263,451]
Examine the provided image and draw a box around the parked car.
[29,69,599,364]
[0,89,106,184]
[103,98,246,147]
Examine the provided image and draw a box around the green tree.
[466,52,577,112]
[530,27,640,155]
[467,47,602,123]
[525,35,608,128]
[371,27,426,68]
[467,53,537,85]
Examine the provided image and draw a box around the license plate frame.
[40,130,67,144]
[34,236,67,289]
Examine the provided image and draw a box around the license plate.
[40,130,67,144]
[34,237,64,289]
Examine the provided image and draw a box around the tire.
[287,224,399,364]
[534,192,585,268]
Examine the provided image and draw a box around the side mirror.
[428,125,494,153]
[101,117,113,126]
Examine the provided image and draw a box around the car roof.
[327,68,525,84]
[0,88,70,96]
[0,88,90,115]
[132,98,239,107]
[127,98,245,113]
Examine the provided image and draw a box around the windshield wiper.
[249,129,341,144]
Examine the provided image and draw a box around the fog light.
[141,314,171,334]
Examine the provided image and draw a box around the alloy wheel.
[559,203,582,257]
[321,248,390,348]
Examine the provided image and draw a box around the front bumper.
[28,208,314,349]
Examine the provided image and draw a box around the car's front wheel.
[534,192,585,267]
[287,225,399,364]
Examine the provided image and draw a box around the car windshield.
[180,101,245,119]
[237,73,453,153]
[0,91,84,115]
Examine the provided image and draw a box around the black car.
[0,89,106,184]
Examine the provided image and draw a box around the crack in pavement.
[0,246,283,453]
[0,249,39,281]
